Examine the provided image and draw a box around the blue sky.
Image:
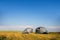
[0,0,60,31]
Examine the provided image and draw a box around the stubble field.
[0,31,60,40]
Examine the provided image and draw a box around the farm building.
[22,28,33,34]
[35,27,48,34]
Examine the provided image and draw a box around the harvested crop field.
[0,31,60,40]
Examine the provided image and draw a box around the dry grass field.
[0,31,60,40]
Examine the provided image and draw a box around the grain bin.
[35,27,48,34]
[23,28,33,34]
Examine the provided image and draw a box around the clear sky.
[0,0,60,31]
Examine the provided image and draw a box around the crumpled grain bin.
[22,28,33,34]
[35,27,48,34]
